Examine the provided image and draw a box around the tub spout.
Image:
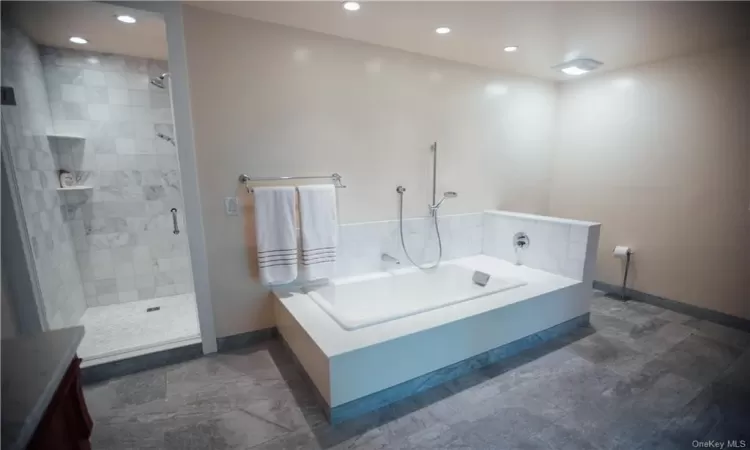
[381,253,400,264]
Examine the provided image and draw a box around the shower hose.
[397,190,443,270]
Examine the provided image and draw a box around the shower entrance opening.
[1,1,201,365]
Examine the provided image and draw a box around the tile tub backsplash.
[40,46,192,306]
[336,213,483,278]
[334,210,600,286]
[482,210,600,284]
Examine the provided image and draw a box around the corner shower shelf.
[56,186,93,192]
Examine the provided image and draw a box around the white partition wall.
[482,210,601,285]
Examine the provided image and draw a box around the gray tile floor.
[84,293,750,450]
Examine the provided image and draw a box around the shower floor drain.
[146,306,161,312]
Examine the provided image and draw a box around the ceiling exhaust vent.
[553,58,603,76]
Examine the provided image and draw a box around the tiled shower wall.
[40,46,193,306]
[1,26,87,329]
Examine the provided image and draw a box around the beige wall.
[550,44,750,319]
[182,7,558,337]
[183,6,749,337]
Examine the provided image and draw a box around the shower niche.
[48,135,93,190]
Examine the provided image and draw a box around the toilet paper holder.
[613,246,633,300]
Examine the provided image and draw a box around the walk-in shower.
[397,142,457,269]
[1,5,200,367]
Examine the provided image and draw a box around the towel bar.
[239,173,346,193]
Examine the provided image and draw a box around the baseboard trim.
[81,342,203,385]
[216,327,278,353]
[593,280,750,333]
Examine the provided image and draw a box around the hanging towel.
[253,186,298,286]
[298,184,338,281]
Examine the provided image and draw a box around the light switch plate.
[224,197,239,216]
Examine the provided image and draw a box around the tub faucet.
[381,253,400,264]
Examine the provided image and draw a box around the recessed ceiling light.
[561,66,589,76]
[553,58,603,76]
[504,46,519,52]
[69,37,88,45]
[117,15,136,24]
[342,1,360,11]
[435,27,451,35]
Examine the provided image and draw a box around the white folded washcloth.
[253,186,298,286]
[297,185,338,281]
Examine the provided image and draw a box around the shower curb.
[81,342,203,385]
[593,280,750,333]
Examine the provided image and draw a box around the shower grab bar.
[171,208,179,235]
[238,173,346,193]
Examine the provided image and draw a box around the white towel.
[253,186,298,286]
[298,185,338,281]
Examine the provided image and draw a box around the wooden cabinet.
[27,358,92,450]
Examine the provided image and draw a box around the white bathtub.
[306,265,526,330]
[276,255,591,410]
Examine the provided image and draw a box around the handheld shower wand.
[396,141,458,270]
[430,191,458,214]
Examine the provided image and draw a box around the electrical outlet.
[224,197,239,216]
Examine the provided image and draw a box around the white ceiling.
[193,1,750,80]
[8,1,167,60]
[10,1,750,80]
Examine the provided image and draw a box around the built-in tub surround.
[39,46,193,306]
[275,211,601,421]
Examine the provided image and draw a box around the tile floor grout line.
[82,296,750,450]
[237,407,296,433]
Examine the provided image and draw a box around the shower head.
[431,191,458,211]
[150,72,170,89]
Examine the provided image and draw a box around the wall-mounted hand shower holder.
[157,132,176,146]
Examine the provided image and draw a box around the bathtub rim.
[274,254,582,358]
